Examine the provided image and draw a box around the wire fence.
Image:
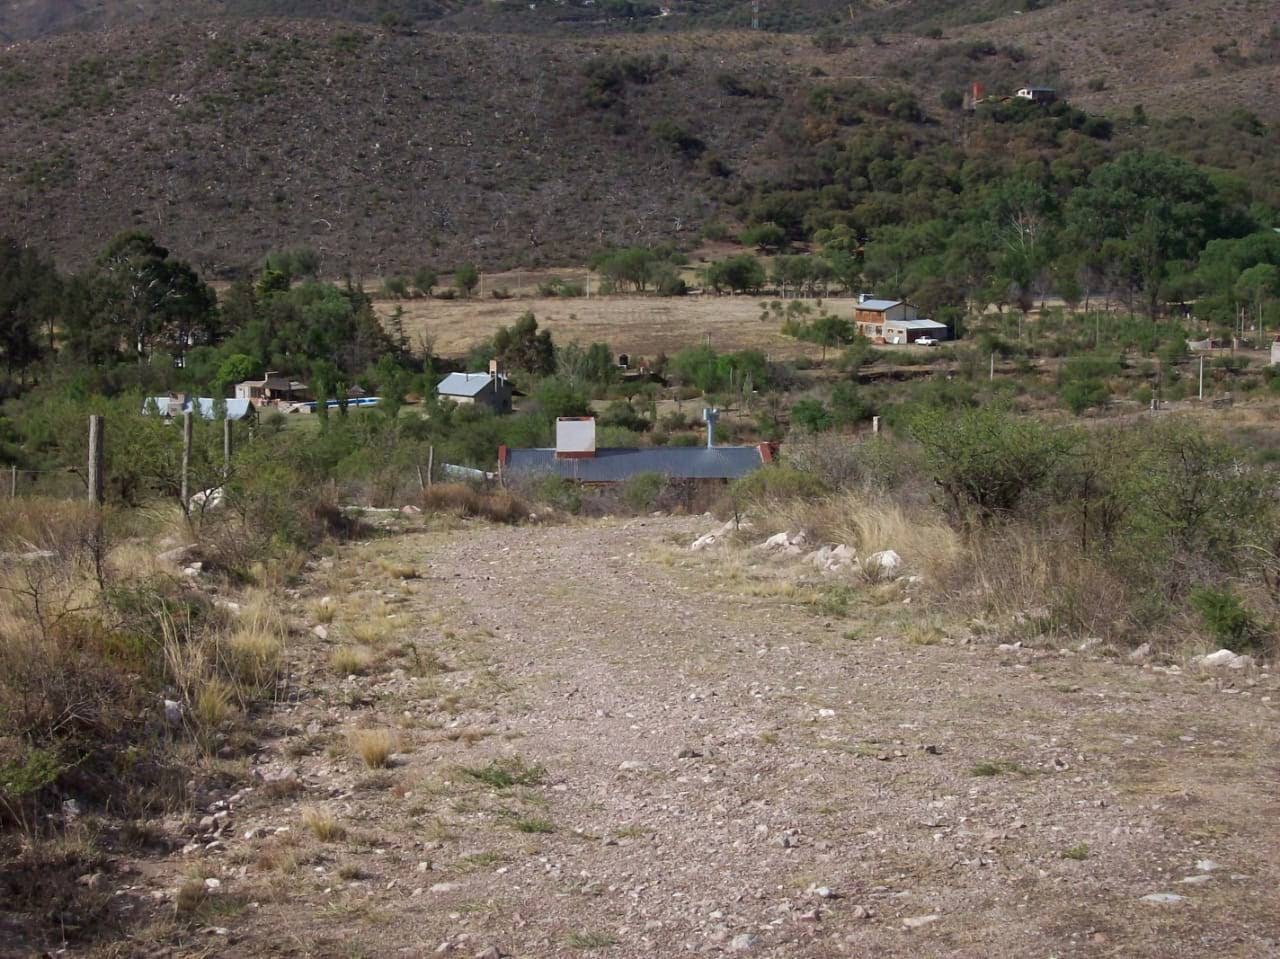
[4,466,87,501]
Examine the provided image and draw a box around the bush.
[1189,587,1265,652]
[726,465,827,509]
[909,406,1066,521]
[621,473,666,513]
[420,483,529,523]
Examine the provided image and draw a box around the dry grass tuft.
[767,492,961,582]
[301,806,347,842]
[193,678,237,732]
[348,728,397,768]
[421,484,529,524]
[331,645,373,676]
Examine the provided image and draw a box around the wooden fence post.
[223,417,233,481]
[9,464,16,499]
[181,411,193,508]
[88,415,104,504]
[427,445,434,488]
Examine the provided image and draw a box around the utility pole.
[1198,353,1204,400]
[989,353,995,382]
[752,0,760,30]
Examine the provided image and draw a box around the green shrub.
[728,465,826,506]
[621,473,666,512]
[1189,587,1265,652]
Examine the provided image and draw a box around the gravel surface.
[127,516,1280,957]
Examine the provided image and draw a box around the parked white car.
[915,336,939,346]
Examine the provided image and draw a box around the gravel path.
[154,516,1280,958]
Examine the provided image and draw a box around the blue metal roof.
[505,446,766,482]
[438,372,503,397]
[144,397,254,420]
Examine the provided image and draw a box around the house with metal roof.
[437,361,513,414]
[1016,86,1057,104]
[852,294,949,343]
[500,414,773,485]
[143,394,255,421]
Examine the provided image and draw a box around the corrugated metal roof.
[888,319,948,330]
[144,397,254,420]
[438,372,502,397]
[856,299,903,312]
[506,446,765,482]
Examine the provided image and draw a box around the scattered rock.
[1194,649,1254,670]
[164,699,184,724]
[1139,893,1185,904]
[157,543,200,566]
[473,947,502,959]
[1128,642,1152,664]
[863,549,902,581]
[1180,874,1213,885]
[903,914,940,929]
[312,624,329,640]
[691,519,751,551]
[728,933,756,952]
[1196,859,1221,873]
[401,504,423,516]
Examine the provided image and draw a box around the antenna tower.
[752,0,760,30]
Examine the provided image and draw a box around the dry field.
[378,288,838,362]
[69,514,1280,958]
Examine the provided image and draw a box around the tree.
[740,223,788,253]
[216,353,257,390]
[94,232,216,364]
[413,267,437,297]
[455,263,480,298]
[591,248,659,293]
[909,406,1067,521]
[705,255,766,294]
[1067,152,1233,319]
[1236,263,1280,335]
[492,312,555,376]
[0,237,58,377]
[790,398,833,432]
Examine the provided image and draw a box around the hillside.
[0,1,1276,275]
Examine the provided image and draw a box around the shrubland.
[726,409,1279,658]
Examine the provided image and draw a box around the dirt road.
[139,517,1279,957]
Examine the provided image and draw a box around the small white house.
[1016,86,1057,104]
[437,361,513,413]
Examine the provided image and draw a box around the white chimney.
[702,407,720,448]
[859,293,870,304]
[555,417,596,459]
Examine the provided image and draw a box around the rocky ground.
[79,515,1280,957]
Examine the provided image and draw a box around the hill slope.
[0,1,1276,274]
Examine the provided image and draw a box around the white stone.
[1139,893,1185,904]
[903,914,939,929]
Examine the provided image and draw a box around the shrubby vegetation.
[733,409,1279,656]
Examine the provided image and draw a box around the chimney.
[489,358,501,379]
[702,407,720,449]
[555,417,596,459]
[972,81,985,103]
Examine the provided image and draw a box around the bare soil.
[88,515,1280,958]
